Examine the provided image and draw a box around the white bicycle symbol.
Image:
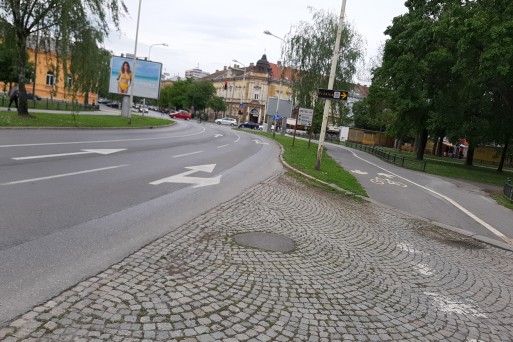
[370,177,407,187]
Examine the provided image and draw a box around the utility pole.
[316,0,347,171]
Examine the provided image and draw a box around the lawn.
[0,111,172,128]
[253,131,367,197]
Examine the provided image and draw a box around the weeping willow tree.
[0,0,127,116]
[284,7,364,133]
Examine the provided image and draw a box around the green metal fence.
[504,178,513,202]
[346,141,427,172]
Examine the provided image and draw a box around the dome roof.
[255,54,271,74]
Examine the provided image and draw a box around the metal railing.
[1,95,96,112]
[345,141,428,172]
[504,178,513,202]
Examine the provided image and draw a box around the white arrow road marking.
[377,172,394,178]
[351,170,368,175]
[252,140,268,145]
[214,134,223,138]
[173,151,203,158]
[150,164,222,188]
[12,149,126,160]
[1,165,128,185]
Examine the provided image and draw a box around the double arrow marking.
[150,164,222,188]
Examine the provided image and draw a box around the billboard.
[109,56,162,99]
[266,97,293,118]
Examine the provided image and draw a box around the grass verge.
[0,111,171,128]
[251,131,367,197]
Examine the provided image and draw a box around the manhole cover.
[232,232,296,253]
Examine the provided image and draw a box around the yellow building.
[203,54,292,124]
[14,37,96,104]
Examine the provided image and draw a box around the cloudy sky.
[104,0,408,82]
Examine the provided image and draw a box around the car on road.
[238,122,262,130]
[215,117,237,126]
[26,92,41,101]
[169,110,191,120]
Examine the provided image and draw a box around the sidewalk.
[1,173,512,341]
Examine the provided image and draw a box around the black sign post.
[318,89,348,101]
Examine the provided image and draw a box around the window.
[46,72,55,86]
[254,93,259,100]
[66,76,72,87]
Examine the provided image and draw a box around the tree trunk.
[465,145,475,166]
[431,137,437,155]
[436,135,444,157]
[497,138,509,173]
[395,139,402,152]
[16,32,29,116]
[416,129,428,161]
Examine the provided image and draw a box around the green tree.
[189,80,216,112]
[284,7,364,133]
[207,96,227,120]
[70,29,112,105]
[0,0,127,116]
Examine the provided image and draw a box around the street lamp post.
[232,59,246,124]
[264,30,287,136]
[148,43,168,60]
[316,0,347,171]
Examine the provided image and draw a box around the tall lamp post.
[316,0,347,170]
[232,59,246,123]
[126,0,143,124]
[264,30,286,136]
[148,43,168,60]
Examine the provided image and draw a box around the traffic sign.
[318,89,348,101]
[274,114,281,121]
[297,107,313,126]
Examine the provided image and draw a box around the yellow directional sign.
[318,89,348,101]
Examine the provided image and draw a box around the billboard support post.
[128,0,143,124]
[121,95,130,118]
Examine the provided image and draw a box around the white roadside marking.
[218,144,229,149]
[173,151,203,158]
[0,127,207,148]
[1,165,128,185]
[13,149,126,160]
[343,147,511,243]
[350,170,368,175]
[214,134,223,138]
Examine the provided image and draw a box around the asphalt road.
[326,143,513,246]
[0,120,282,325]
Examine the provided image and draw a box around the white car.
[215,117,237,126]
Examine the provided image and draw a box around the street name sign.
[318,89,348,101]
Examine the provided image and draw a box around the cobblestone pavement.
[1,174,513,342]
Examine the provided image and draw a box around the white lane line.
[217,144,229,149]
[233,132,241,143]
[0,127,207,148]
[173,151,203,158]
[1,165,128,185]
[342,147,511,243]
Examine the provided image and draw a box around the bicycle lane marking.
[341,146,512,244]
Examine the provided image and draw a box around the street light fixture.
[148,43,168,60]
[232,59,246,123]
[264,30,287,136]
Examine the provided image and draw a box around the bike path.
[326,143,513,247]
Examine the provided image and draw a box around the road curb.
[272,139,513,253]
[0,123,175,130]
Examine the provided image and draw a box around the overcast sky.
[104,0,408,82]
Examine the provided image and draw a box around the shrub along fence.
[1,95,96,112]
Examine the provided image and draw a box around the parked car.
[26,92,41,101]
[215,117,237,126]
[238,122,261,130]
[169,110,191,120]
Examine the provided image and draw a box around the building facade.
[185,67,210,80]
[202,54,292,124]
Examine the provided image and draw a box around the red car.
[169,110,191,120]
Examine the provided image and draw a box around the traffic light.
[224,82,228,90]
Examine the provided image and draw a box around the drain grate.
[232,232,296,253]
